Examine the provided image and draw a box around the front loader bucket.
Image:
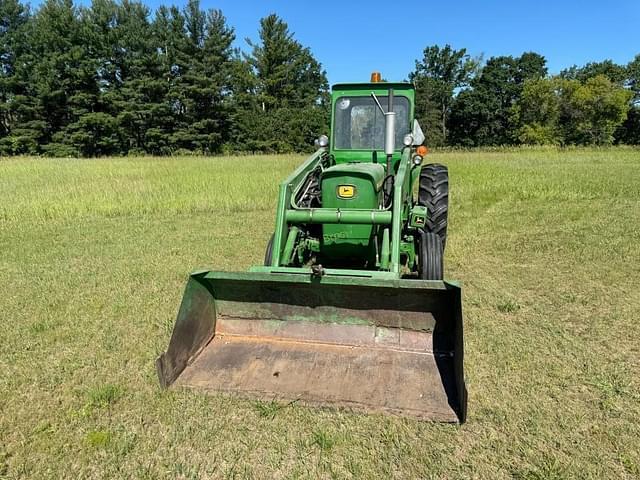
[156,271,467,423]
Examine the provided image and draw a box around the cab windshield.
[333,95,410,150]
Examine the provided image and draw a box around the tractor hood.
[322,162,386,192]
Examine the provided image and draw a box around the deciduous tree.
[408,45,479,146]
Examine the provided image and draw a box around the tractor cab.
[329,79,417,167]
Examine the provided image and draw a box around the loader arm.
[270,149,326,267]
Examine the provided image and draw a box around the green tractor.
[157,74,467,423]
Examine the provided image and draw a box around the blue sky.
[36,0,640,84]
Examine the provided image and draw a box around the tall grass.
[1,148,639,479]
[0,155,301,222]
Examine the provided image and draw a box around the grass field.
[1,148,639,479]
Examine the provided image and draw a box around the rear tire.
[419,231,443,280]
[418,163,449,249]
[264,233,274,266]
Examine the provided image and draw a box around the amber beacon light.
[370,71,382,82]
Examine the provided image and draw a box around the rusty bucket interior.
[156,271,467,423]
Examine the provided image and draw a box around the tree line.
[0,0,328,156]
[411,46,640,147]
[1,0,638,157]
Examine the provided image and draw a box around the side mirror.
[411,120,425,146]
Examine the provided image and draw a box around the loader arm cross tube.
[285,209,392,225]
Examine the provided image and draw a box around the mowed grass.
[1,149,639,479]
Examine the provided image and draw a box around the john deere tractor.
[157,74,467,423]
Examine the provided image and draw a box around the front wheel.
[419,231,443,280]
[418,163,449,249]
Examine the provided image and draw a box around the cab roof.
[331,82,414,91]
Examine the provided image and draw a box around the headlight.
[403,134,413,146]
[412,154,423,166]
[318,135,329,148]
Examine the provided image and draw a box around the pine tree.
[239,14,328,152]
[97,0,172,154]
[167,2,235,153]
[0,0,30,153]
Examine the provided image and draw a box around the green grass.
[1,148,639,479]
